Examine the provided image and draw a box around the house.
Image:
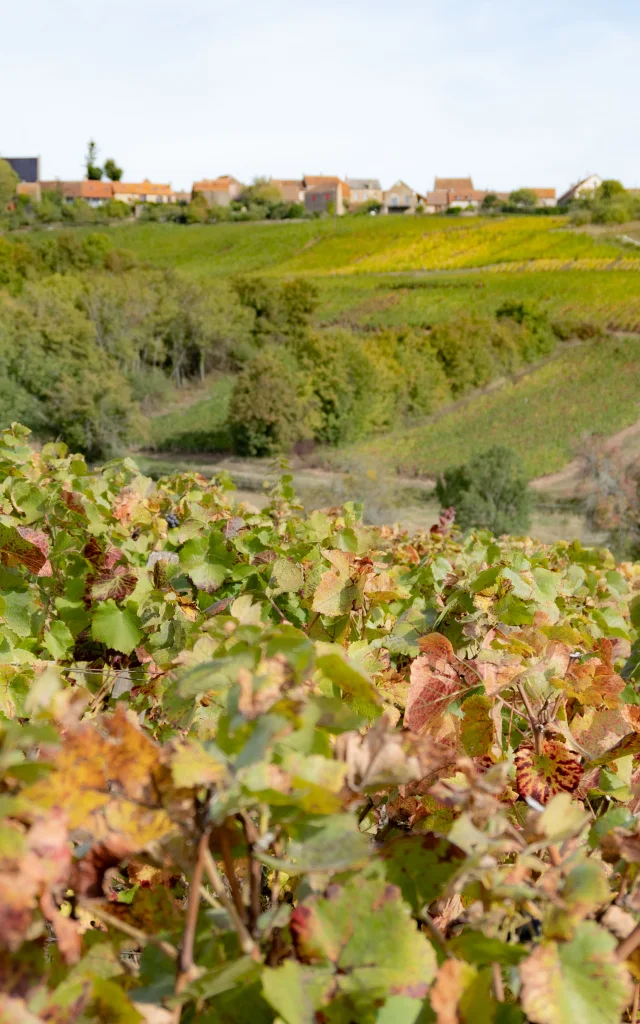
[434,176,474,194]
[39,180,114,207]
[170,191,192,204]
[345,178,383,206]
[424,189,451,214]
[2,156,40,183]
[16,182,41,203]
[527,188,556,207]
[557,175,602,206]
[192,175,243,206]
[270,179,304,204]
[382,180,419,214]
[304,180,347,215]
[111,180,173,204]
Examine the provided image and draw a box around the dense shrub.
[0,285,143,457]
[228,347,316,455]
[436,445,532,534]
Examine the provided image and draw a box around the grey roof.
[1,157,39,183]
[346,178,382,190]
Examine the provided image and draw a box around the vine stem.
[616,922,640,963]
[492,962,504,1002]
[202,848,260,958]
[632,982,639,1023]
[78,897,178,961]
[239,811,262,936]
[219,825,246,922]
[419,910,451,957]
[176,828,210,994]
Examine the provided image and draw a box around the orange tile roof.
[528,188,556,199]
[39,180,114,199]
[435,177,473,191]
[192,176,241,191]
[112,179,172,196]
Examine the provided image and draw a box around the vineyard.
[1,423,640,1023]
[104,215,640,277]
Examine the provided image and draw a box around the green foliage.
[436,445,532,534]
[0,158,19,213]
[345,332,640,479]
[597,180,626,201]
[0,424,638,1023]
[85,139,102,180]
[509,188,539,208]
[103,158,123,182]
[228,347,315,455]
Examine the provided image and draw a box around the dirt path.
[531,417,640,499]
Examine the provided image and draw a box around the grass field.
[105,215,640,278]
[333,334,640,479]
[147,376,234,452]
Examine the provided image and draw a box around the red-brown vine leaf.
[564,640,625,709]
[0,810,74,956]
[515,740,583,804]
[404,653,461,734]
[89,564,138,603]
[430,958,479,1024]
[0,524,52,577]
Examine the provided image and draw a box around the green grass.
[101,216,639,279]
[147,376,234,452]
[335,334,640,479]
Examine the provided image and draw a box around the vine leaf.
[461,694,494,757]
[91,600,143,654]
[514,740,582,804]
[519,922,632,1024]
[0,523,52,576]
[90,564,138,603]
[404,653,461,734]
[265,877,436,1017]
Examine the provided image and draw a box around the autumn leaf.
[89,564,138,603]
[22,707,178,846]
[0,523,52,576]
[404,653,461,734]
[461,694,494,757]
[519,922,631,1024]
[564,641,625,709]
[515,740,583,804]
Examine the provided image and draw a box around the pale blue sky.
[2,0,638,193]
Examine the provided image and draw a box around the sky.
[2,0,638,194]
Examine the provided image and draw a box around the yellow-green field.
[106,215,640,277]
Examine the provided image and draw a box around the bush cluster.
[0,235,257,457]
[227,286,558,456]
[436,445,532,534]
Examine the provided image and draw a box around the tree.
[508,188,538,208]
[436,446,532,534]
[481,193,500,209]
[0,159,19,213]
[85,140,102,181]
[596,179,626,201]
[228,348,314,455]
[103,158,123,182]
[239,177,281,205]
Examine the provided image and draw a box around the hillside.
[105,214,640,277]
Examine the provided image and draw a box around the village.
[2,156,608,215]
